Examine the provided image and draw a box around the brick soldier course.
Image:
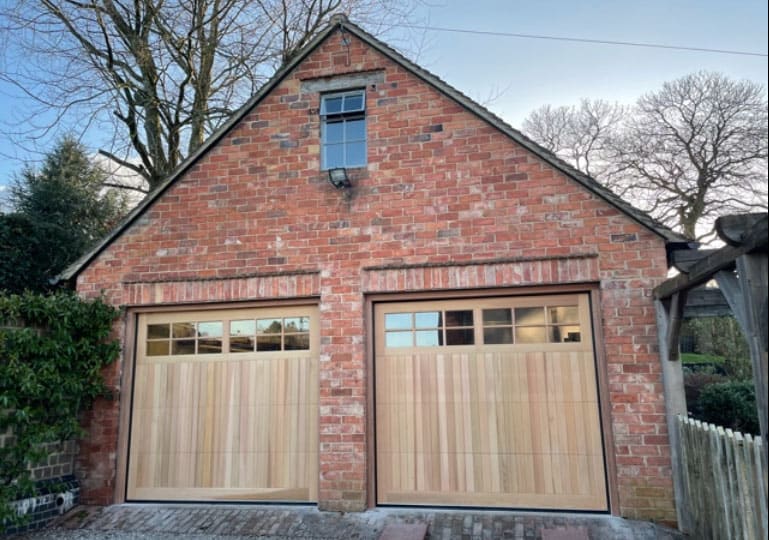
[63,15,687,524]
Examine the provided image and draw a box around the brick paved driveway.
[11,504,684,539]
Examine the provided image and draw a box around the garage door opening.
[374,294,608,510]
[127,306,319,502]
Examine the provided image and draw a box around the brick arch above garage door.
[374,293,608,510]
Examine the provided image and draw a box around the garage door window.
[384,310,474,348]
[482,305,581,344]
[146,321,223,356]
[229,316,310,352]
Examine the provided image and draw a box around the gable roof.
[60,15,688,284]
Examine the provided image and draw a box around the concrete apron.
[14,504,684,540]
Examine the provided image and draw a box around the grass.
[681,352,725,365]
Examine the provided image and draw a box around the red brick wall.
[76,28,674,522]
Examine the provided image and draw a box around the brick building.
[63,16,687,524]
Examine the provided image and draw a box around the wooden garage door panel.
[375,295,608,510]
[127,307,318,502]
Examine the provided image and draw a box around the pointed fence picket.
[677,415,767,539]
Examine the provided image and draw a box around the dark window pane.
[257,319,282,334]
[284,333,310,350]
[415,330,442,347]
[385,313,411,330]
[346,141,366,166]
[198,321,222,338]
[483,308,512,326]
[446,328,474,345]
[325,121,344,143]
[551,325,581,343]
[324,144,344,169]
[147,324,170,339]
[322,96,342,114]
[172,322,196,338]
[230,336,255,353]
[343,93,364,112]
[345,118,366,141]
[385,331,412,348]
[484,327,513,345]
[515,307,546,325]
[549,306,579,324]
[284,317,310,332]
[146,340,169,356]
[445,310,473,327]
[230,320,255,336]
[172,339,196,355]
[198,339,222,354]
[415,312,441,329]
[257,335,281,351]
[515,326,547,344]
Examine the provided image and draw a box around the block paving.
[10,504,683,539]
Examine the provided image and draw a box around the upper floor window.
[321,90,366,169]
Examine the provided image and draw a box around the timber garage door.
[375,294,608,510]
[127,306,318,502]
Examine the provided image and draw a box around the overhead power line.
[391,23,768,58]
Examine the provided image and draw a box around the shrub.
[694,380,760,435]
[0,292,120,530]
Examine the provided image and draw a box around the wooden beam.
[666,291,687,361]
[654,298,690,532]
[671,249,718,273]
[716,213,768,247]
[654,216,768,300]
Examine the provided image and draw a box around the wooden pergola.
[654,213,768,529]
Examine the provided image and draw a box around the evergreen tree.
[0,137,127,293]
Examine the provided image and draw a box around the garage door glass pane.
[551,325,581,343]
[386,331,412,348]
[483,309,512,326]
[549,306,578,324]
[198,339,222,354]
[445,310,473,327]
[146,341,169,356]
[257,335,281,351]
[257,319,282,334]
[515,326,547,343]
[446,328,474,345]
[484,327,513,344]
[415,312,441,328]
[385,313,411,330]
[284,317,309,332]
[230,320,255,336]
[230,336,255,352]
[172,339,196,355]
[284,334,310,350]
[173,322,196,338]
[515,307,545,325]
[198,321,222,338]
[147,324,169,339]
[416,330,441,346]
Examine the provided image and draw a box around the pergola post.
[654,294,690,532]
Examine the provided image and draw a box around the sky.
[0,0,767,198]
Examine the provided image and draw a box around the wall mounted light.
[327,168,351,189]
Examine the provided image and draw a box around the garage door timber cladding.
[375,294,608,510]
[127,306,319,502]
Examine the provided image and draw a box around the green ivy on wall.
[0,292,120,530]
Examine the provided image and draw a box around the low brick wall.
[3,475,80,535]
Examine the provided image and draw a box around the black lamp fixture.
[327,167,352,189]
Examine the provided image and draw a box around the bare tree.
[616,72,768,241]
[0,0,421,192]
[522,99,627,179]
[522,73,768,242]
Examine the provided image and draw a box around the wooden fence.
[678,415,768,539]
